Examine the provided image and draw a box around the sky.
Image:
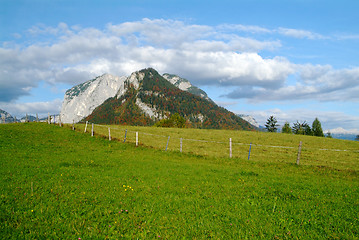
[1,0,359,133]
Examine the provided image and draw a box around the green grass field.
[1,123,358,239]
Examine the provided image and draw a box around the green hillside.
[84,68,254,130]
[1,123,358,239]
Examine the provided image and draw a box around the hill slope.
[84,68,254,130]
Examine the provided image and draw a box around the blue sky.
[1,0,359,133]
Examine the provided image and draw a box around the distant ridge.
[0,109,15,123]
[325,128,359,141]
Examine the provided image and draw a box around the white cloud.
[28,22,73,36]
[0,99,63,118]
[225,63,359,102]
[219,24,327,40]
[1,18,358,106]
[107,18,213,48]
[335,34,359,40]
[277,27,326,40]
[219,24,272,34]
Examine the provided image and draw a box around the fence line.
[4,118,358,170]
[78,121,359,153]
[4,118,358,153]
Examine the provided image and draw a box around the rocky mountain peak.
[60,68,253,129]
[162,73,211,101]
[60,74,126,123]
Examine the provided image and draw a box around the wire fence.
[5,117,357,170]
[56,121,359,171]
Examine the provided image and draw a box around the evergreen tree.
[355,135,359,141]
[292,121,310,135]
[292,121,303,135]
[292,121,313,135]
[265,116,279,132]
[281,122,292,134]
[304,123,313,136]
[326,132,333,138]
[312,118,324,137]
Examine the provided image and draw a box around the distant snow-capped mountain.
[325,127,359,135]
[0,109,16,123]
[238,114,259,128]
[60,71,216,123]
[325,127,359,141]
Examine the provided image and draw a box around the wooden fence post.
[166,136,170,151]
[297,141,302,165]
[59,115,62,127]
[36,113,38,122]
[72,120,75,130]
[48,113,50,124]
[108,127,111,141]
[229,138,232,158]
[25,113,28,123]
[84,121,88,132]
[136,132,138,146]
[91,123,94,136]
[180,138,183,153]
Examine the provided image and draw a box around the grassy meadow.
[0,123,358,239]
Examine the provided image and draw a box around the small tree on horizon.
[281,121,292,134]
[265,116,279,132]
[292,121,311,135]
[356,135,359,141]
[312,118,324,137]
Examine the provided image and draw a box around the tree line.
[265,116,329,137]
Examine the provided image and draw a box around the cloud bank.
[0,99,63,117]
[1,18,359,105]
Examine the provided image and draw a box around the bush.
[155,113,185,128]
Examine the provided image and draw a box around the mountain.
[325,128,359,141]
[238,114,259,128]
[60,74,127,123]
[60,72,214,123]
[20,115,37,122]
[84,68,254,130]
[0,109,16,123]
